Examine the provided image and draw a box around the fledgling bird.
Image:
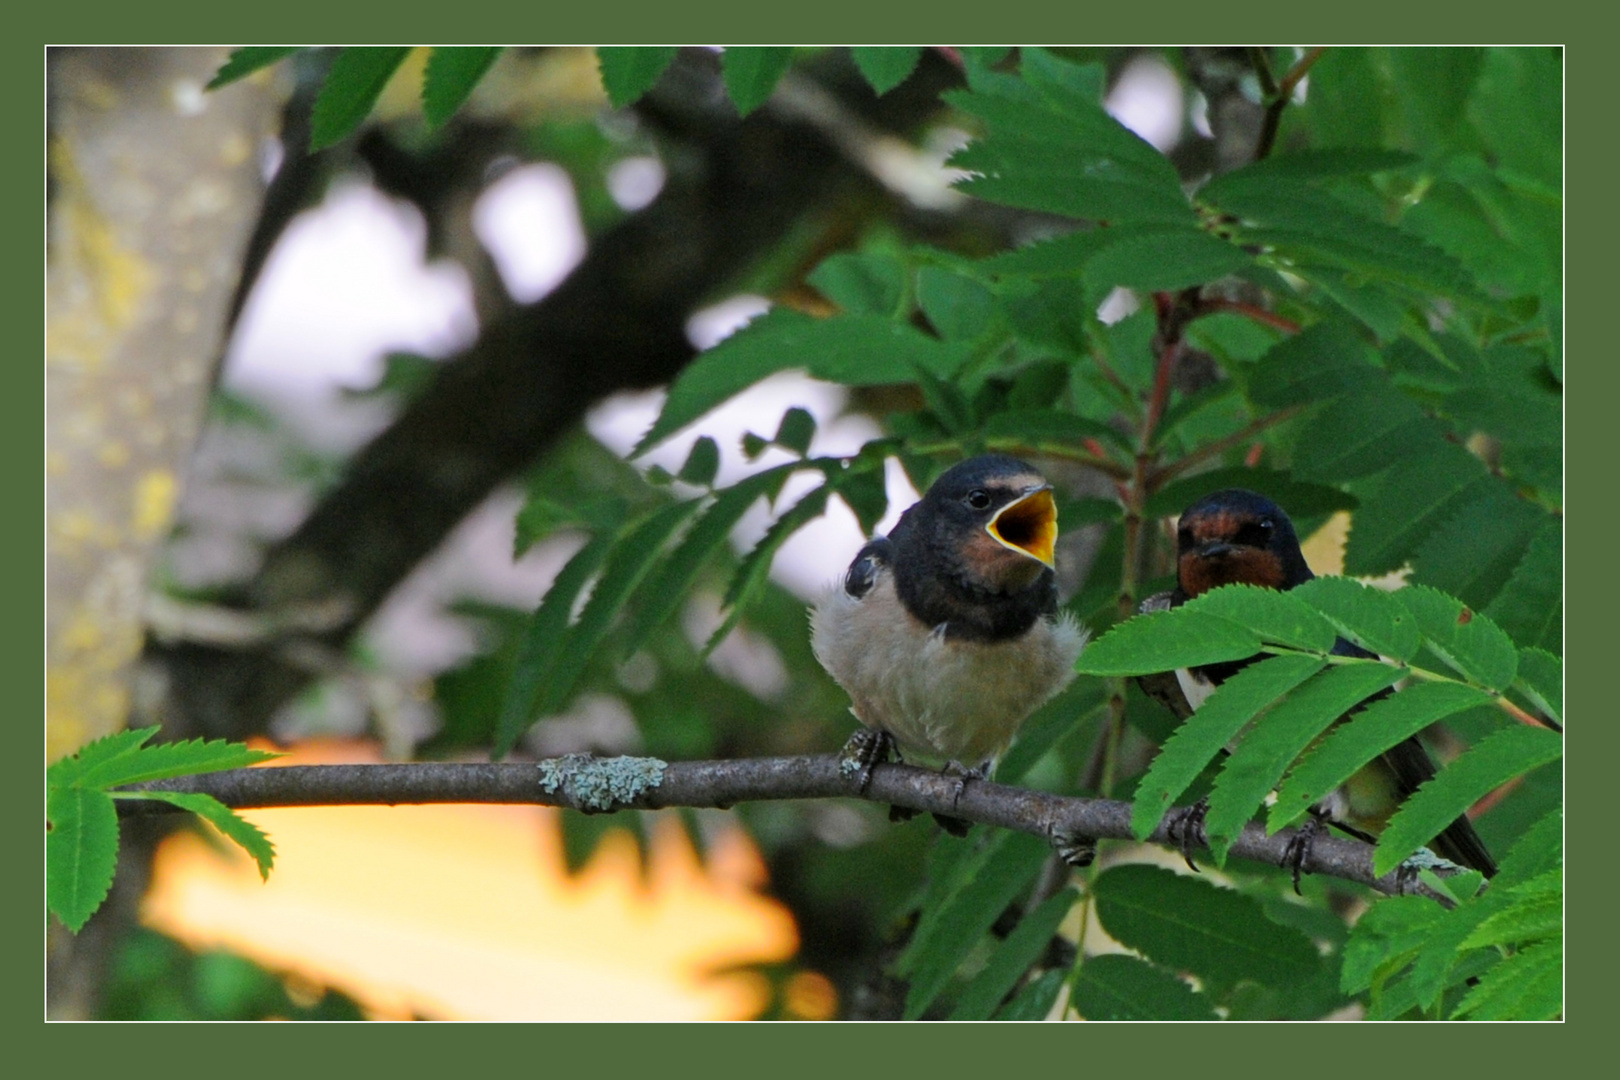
[811,455,1088,830]
[1137,488,1497,882]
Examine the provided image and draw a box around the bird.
[811,454,1089,834]
[1136,488,1498,884]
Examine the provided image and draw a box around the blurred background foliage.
[49,46,1560,1019]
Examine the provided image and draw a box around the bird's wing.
[842,538,893,600]
[1134,591,1197,721]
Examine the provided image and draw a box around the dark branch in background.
[150,49,967,741]
[120,755,1459,901]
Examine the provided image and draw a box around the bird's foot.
[1281,811,1329,895]
[1164,797,1211,872]
[1392,848,1470,898]
[839,727,896,795]
[930,760,988,837]
[1048,824,1097,868]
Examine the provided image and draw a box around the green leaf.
[830,460,889,539]
[1071,954,1219,1021]
[1396,585,1518,691]
[48,726,158,786]
[1513,648,1562,727]
[78,737,279,789]
[806,251,907,316]
[534,501,703,718]
[1091,864,1320,989]
[1494,805,1562,888]
[1460,871,1561,950]
[124,792,276,881]
[773,408,817,455]
[851,46,922,95]
[1075,609,1262,677]
[309,48,413,150]
[1290,393,1434,482]
[917,266,996,341]
[1216,148,1418,183]
[1389,47,1484,150]
[620,466,797,656]
[1342,445,1491,577]
[1244,319,1380,409]
[1451,939,1562,1020]
[948,888,1078,1020]
[1483,518,1562,653]
[720,47,794,115]
[992,969,1067,1020]
[982,226,1126,278]
[1182,584,1339,653]
[207,47,301,90]
[1340,892,1445,995]
[1409,483,1550,612]
[495,521,624,757]
[1084,227,1253,292]
[1145,467,1357,521]
[707,482,833,653]
[47,784,119,933]
[982,409,1130,455]
[1205,662,1403,859]
[1374,724,1563,877]
[597,47,678,108]
[1290,576,1423,663]
[633,309,967,455]
[901,831,1050,1019]
[1270,680,1494,831]
[422,47,502,128]
[677,437,720,486]
[1132,654,1326,840]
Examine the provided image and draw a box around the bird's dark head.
[902,454,1058,595]
[1174,488,1314,599]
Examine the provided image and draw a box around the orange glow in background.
[140,741,811,1020]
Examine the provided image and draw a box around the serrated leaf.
[79,736,279,789]
[1342,445,1491,577]
[720,47,794,115]
[1145,467,1358,520]
[1451,939,1562,1020]
[126,792,277,881]
[806,251,907,316]
[1206,662,1403,859]
[47,784,119,933]
[982,226,1126,278]
[495,522,623,757]
[1396,585,1518,691]
[1213,148,1419,184]
[1092,864,1320,988]
[1071,954,1219,1021]
[619,464,796,656]
[831,462,889,539]
[1182,584,1339,653]
[422,47,501,128]
[1341,893,1446,996]
[1494,805,1562,888]
[597,47,678,108]
[1374,724,1563,877]
[633,309,967,456]
[1484,517,1562,653]
[1290,393,1434,482]
[982,409,1132,454]
[1460,871,1561,950]
[706,483,833,654]
[993,969,1067,1020]
[1244,318,1380,409]
[1084,227,1253,292]
[677,436,720,486]
[47,726,159,786]
[901,831,1050,1019]
[917,266,995,341]
[773,408,816,455]
[1076,609,1262,677]
[948,888,1078,1020]
[309,48,412,150]
[1132,654,1326,840]
[1514,648,1562,727]
[1271,680,1493,831]
[1409,483,1550,611]
[534,500,702,719]
[1290,576,1422,662]
[851,46,922,95]
[207,47,301,90]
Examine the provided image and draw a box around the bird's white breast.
[810,574,1088,766]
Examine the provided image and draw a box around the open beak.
[987,486,1057,569]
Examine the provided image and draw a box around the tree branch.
[119,754,1455,900]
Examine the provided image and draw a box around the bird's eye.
[1259,518,1275,535]
[965,489,992,510]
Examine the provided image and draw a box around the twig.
[118,753,1460,900]
[1148,406,1303,486]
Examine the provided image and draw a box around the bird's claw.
[839,728,896,795]
[1048,824,1097,868]
[1281,812,1327,895]
[1164,797,1211,872]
